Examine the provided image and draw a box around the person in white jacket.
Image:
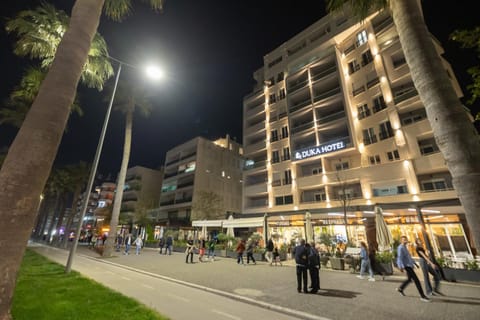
[135,236,143,255]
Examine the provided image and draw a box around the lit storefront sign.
[294,139,348,160]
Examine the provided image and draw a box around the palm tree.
[103,80,153,257]
[0,66,83,129]
[326,0,480,251]
[61,162,91,248]
[0,1,164,318]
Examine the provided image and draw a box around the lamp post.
[65,57,163,273]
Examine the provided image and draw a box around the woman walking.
[357,241,375,281]
[415,239,443,296]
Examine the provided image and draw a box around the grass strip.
[12,249,169,320]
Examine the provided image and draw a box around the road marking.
[141,284,154,289]
[211,309,242,320]
[121,276,131,281]
[166,293,190,302]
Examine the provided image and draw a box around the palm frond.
[104,0,133,22]
[326,0,388,21]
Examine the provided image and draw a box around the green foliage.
[450,27,480,112]
[191,190,224,220]
[466,259,479,271]
[13,249,167,319]
[375,251,394,263]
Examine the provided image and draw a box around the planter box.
[330,257,345,270]
[375,262,393,276]
[320,256,330,268]
[442,268,480,283]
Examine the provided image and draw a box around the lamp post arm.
[65,63,122,273]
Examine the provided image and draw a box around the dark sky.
[0,0,478,177]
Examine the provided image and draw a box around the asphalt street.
[30,242,480,320]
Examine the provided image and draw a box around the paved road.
[31,243,480,320]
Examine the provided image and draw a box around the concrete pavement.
[30,242,480,320]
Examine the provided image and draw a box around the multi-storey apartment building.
[121,165,163,218]
[151,135,244,233]
[242,7,474,258]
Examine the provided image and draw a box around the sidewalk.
[32,243,480,320]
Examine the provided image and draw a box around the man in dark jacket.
[308,242,320,293]
[294,239,309,293]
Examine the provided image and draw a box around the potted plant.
[375,251,394,276]
[439,257,480,283]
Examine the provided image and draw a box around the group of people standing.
[157,235,174,255]
[293,239,320,294]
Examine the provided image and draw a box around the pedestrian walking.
[207,237,217,261]
[198,237,206,262]
[272,246,282,266]
[135,236,143,255]
[165,235,173,255]
[415,239,443,296]
[294,239,309,293]
[236,239,246,265]
[266,238,274,265]
[246,239,257,265]
[115,234,123,252]
[308,242,320,293]
[185,237,195,263]
[158,237,165,254]
[124,233,132,255]
[396,235,430,302]
[357,241,375,281]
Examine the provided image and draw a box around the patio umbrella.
[159,226,164,239]
[375,206,393,252]
[305,211,313,243]
[201,225,208,240]
[263,213,268,246]
[226,214,235,238]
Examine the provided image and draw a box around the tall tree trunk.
[46,194,63,243]
[391,0,480,251]
[62,187,82,248]
[33,196,49,239]
[0,1,104,318]
[104,111,133,257]
[54,195,68,244]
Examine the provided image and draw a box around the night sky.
[0,0,478,178]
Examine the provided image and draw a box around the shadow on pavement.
[316,288,360,299]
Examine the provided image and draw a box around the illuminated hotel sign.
[294,139,348,160]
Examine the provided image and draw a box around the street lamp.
[65,57,163,273]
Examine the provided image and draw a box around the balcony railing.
[313,87,341,102]
[288,78,309,93]
[311,65,337,82]
[366,77,380,89]
[393,87,418,105]
[289,98,311,113]
[317,110,345,125]
[353,86,366,97]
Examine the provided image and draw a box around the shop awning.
[222,217,265,228]
[191,220,225,227]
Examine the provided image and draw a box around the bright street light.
[65,56,161,273]
[145,65,164,80]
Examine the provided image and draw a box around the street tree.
[0,1,164,318]
[102,80,153,258]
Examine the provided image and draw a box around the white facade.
[242,8,473,257]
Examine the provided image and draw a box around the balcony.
[245,102,265,118]
[291,121,315,135]
[244,160,267,171]
[288,78,309,93]
[353,85,366,97]
[413,153,446,174]
[317,110,345,125]
[311,65,337,82]
[393,86,418,105]
[244,120,265,135]
[379,131,394,141]
[244,183,268,196]
[372,16,393,35]
[313,86,341,102]
[289,98,311,113]
[366,77,380,89]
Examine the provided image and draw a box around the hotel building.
[242,7,475,258]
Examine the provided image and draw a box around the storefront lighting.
[425,215,444,220]
[407,208,440,213]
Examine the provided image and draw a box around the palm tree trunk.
[103,110,133,257]
[62,188,82,248]
[391,0,480,251]
[0,1,104,318]
[47,194,63,243]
